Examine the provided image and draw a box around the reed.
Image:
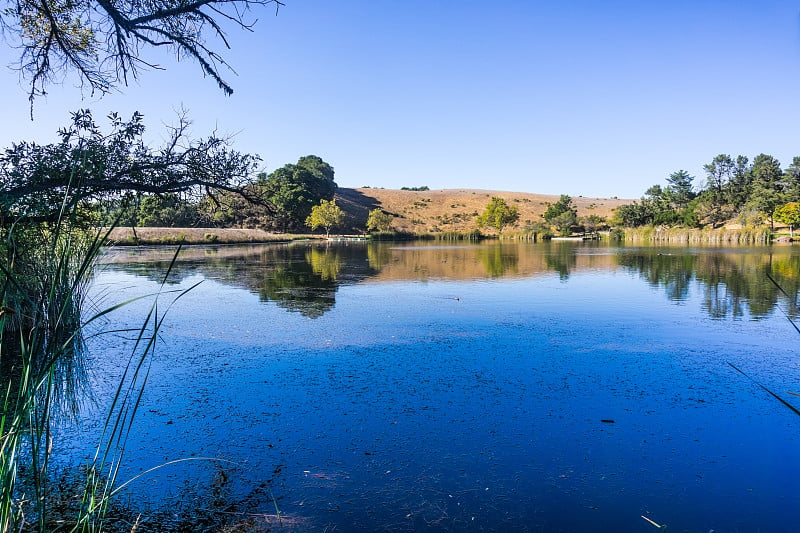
[0,217,108,531]
[620,226,771,245]
[497,230,540,242]
[431,229,483,241]
[0,206,194,531]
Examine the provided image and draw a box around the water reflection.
[476,243,520,278]
[102,241,800,320]
[617,247,800,319]
[616,251,697,302]
[102,243,377,318]
[542,241,579,280]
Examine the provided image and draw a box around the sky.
[2,1,800,198]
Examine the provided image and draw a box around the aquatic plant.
[0,216,108,531]
[0,212,194,531]
[621,226,771,244]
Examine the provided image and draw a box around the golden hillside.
[335,187,632,234]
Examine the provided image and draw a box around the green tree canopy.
[134,194,202,227]
[542,194,576,224]
[775,202,800,236]
[541,194,577,235]
[259,155,337,231]
[366,208,393,232]
[306,199,344,237]
[665,170,695,208]
[476,196,519,233]
[746,154,784,229]
[0,110,260,226]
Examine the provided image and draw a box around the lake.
[66,240,800,531]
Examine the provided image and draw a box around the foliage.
[476,196,519,233]
[609,228,625,242]
[615,150,800,232]
[134,194,202,227]
[615,174,698,229]
[0,111,260,529]
[401,186,430,191]
[542,195,577,235]
[0,110,260,226]
[621,226,770,245]
[434,229,483,241]
[366,209,393,233]
[257,156,337,231]
[774,202,800,236]
[542,195,575,223]
[2,0,285,107]
[306,199,344,237]
[580,214,607,234]
[664,170,696,208]
[551,210,577,236]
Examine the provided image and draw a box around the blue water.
[70,242,800,531]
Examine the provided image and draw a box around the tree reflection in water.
[104,241,800,321]
[618,247,800,320]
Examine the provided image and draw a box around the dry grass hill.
[335,187,632,234]
[105,188,634,245]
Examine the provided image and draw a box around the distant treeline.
[613,153,800,232]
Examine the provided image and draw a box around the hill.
[335,188,632,234]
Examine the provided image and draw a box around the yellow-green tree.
[366,209,394,232]
[476,197,519,233]
[774,202,800,236]
[306,199,344,237]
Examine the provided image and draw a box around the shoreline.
[104,227,318,246]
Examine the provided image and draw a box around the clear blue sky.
[2,1,800,198]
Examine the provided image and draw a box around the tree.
[702,155,735,226]
[1,0,284,108]
[258,155,337,231]
[542,194,576,224]
[0,109,260,225]
[366,208,393,232]
[782,156,800,202]
[541,194,578,234]
[774,202,800,236]
[551,210,577,236]
[135,193,201,227]
[747,154,784,230]
[306,199,344,237]
[665,170,695,209]
[581,214,606,235]
[728,155,752,209]
[476,196,519,233]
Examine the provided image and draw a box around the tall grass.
[497,230,540,242]
[0,219,107,531]
[431,229,483,241]
[0,210,191,531]
[621,226,771,245]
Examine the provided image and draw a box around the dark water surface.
[72,241,800,531]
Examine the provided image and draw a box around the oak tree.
[0,109,261,225]
[477,196,519,233]
[306,199,344,237]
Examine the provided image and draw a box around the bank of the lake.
[106,226,309,245]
